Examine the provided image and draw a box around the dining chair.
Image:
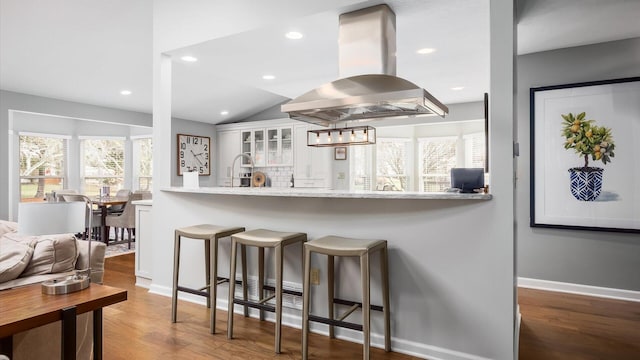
[107,189,132,215]
[105,193,143,248]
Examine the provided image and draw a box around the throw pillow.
[0,234,35,282]
[19,233,78,277]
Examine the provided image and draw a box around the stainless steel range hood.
[281,4,448,127]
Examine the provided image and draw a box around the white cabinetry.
[134,201,153,288]
[241,129,265,167]
[294,124,331,187]
[266,126,293,166]
[217,130,240,186]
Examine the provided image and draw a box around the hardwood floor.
[102,253,417,359]
[518,287,640,360]
[103,254,640,359]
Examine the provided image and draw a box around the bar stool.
[172,224,245,334]
[302,235,390,360]
[227,229,307,354]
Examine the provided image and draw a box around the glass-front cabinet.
[267,126,293,166]
[241,129,265,167]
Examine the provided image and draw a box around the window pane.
[350,146,372,190]
[376,139,409,191]
[83,139,124,196]
[19,135,66,202]
[420,137,457,192]
[134,137,153,191]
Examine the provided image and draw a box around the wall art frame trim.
[530,76,640,233]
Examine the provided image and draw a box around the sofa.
[0,220,107,360]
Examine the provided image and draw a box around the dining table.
[91,196,129,243]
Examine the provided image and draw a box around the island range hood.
[281,4,448,127]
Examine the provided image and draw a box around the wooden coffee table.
[0,283,127,360]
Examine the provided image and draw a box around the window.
[19,134,68,202]
[419,132,486,192]
[419,136,457,192]
[132,137,153,191]
[350,145,373,190]
[376,138,411,191]
[82,138,125,196]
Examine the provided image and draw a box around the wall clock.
[177,134,211,175]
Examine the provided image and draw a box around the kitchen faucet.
[231,153,254,187]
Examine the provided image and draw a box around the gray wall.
[0,90,152,220]
[517,37,640,291]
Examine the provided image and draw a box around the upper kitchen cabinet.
[266,126,293,166]
[294,124,331,187]
[241,129,265,167]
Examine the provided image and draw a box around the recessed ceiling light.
[451,86,465,91]
[120,90,132,95]
[416,48,436,55]
[181,55,198,62]
[285,31,303,40]
[220,110,229,116]
[262,74,276,80]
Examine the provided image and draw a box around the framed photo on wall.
[334,147,347,160]
[530,77,640,233]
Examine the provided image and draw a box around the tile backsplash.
[254,166,294,188]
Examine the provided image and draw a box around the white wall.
[150,1,515,359]
[0,90,152,219]
[517,37,640,291]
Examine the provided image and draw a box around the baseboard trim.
[518,277,640,302]
[147,283,493,360]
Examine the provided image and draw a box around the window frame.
[18,132,70,202]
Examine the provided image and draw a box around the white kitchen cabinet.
[134,201,153,288]
[266,126,293,166]
[294,124,331,187]
[217,130,240,186]
[241,129,265,167]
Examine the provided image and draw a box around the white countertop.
[161,186,492,200]
[132,199,153,206]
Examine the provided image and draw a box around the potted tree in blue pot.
[561,112,615,201]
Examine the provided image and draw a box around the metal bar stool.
[227,229,307,354]
[171,224,245,334]
[302,235,390,360]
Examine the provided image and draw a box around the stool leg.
[241,244,249,317]
[205,238,211,308]
[210,237,219,334]
[361,252,371,360]
[258,247,265,321]
[381,245,391,351]
[302,246,312,360]
[274,243,283,354]
[171,233,181,323]
[327,255,335,339]
[227,239,238,339]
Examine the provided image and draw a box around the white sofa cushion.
[0,219,18,237]
[0,235,35,282]
[18,233,78,277]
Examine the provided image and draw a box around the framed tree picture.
[530,77,640,233]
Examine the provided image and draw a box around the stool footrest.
[233,298,275,313]
[177,286,208,298]
[308,314,363,332]
[262,284,303,297]
[334,297,384,312]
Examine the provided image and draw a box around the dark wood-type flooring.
[103,254,640,359]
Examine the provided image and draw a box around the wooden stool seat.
[227,228,307,354]
[171,224,245,334]
[302,235,391,360]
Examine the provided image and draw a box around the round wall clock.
[177,134,211,175]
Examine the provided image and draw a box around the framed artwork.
[334,146,347,160]
[530,77,640,233]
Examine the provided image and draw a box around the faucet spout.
[231,153,254,187]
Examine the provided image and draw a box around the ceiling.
[2,0,639,124]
